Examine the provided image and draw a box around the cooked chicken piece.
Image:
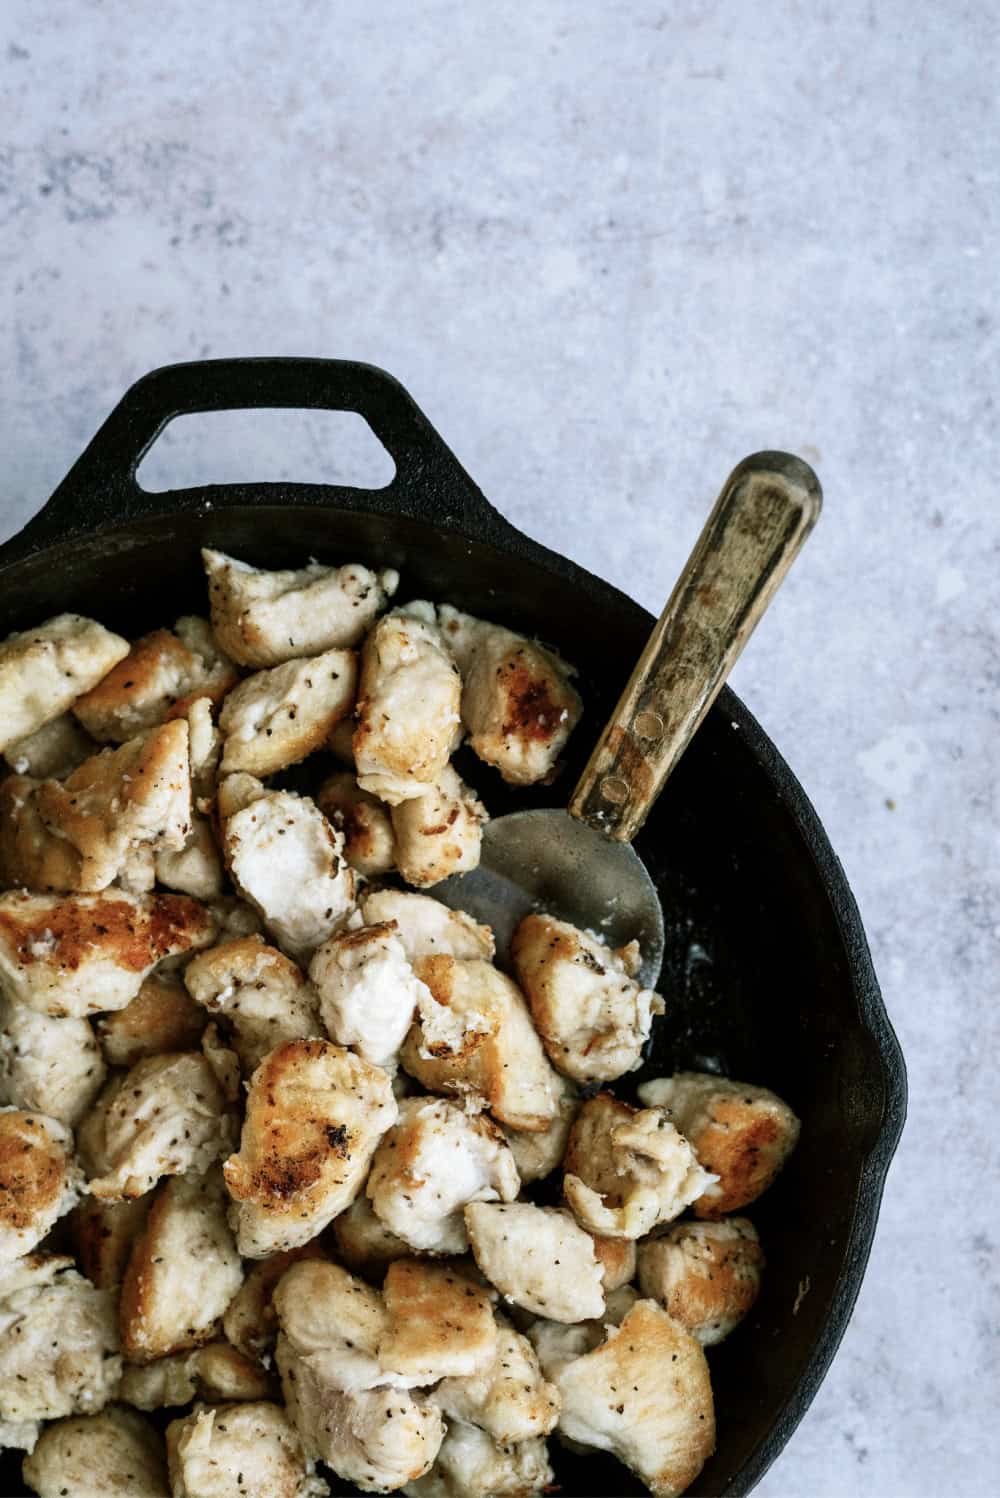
[591,1233,637,1292]
[223,1039,396,1256]
[186,694,225,800]
[0,614,129,752]
[216,772,269,820]
[82,1052,237,1200]
[464,1202,605,1323]
[380,1258,497,1383]
[403,956,562,1132]
[438,605,583,785]
[222,1244,327,1364]
[402,1423,554,1498]
[309,921,429,1074]
[185,937,322,1074]
[562,1093,715,1240]
[0,1254,121,1428]
[511,913,664,1084]
[119,1341,273,1409]
[502,1080,579,1184]
[69,1193,152,1288]
[367,1097,519,1254]
[119,1169,243,1363]
[527,1286,640,1380]
[117,844,158,892]
[203,547,398,666]
[157,817,225,900]
[22,1406,168,1498]
[550,1297,715,1497]
[330,1193,409,1279]
[637,1072,801,1217]
[96,972,207,1067]
[0,719,192,893]
[223,789,355,963]
[637,1217,763,1345]
[72,619,238,744]
[0,999,105,1125]
[353,606,462,804]
[201,1023,242,1102]
[431,1314,559,1444]
[166,1400,328,1498]
[0,1107,82,1258]
[207,897,263,941]
[316,772,396,877]
[3,712,95,780]
[219,649,357,777]
[0,889,216,1018]
[360,888,494,961]
[274,1259,393,1394]
[327,715,356,764]
[389,764,487,887]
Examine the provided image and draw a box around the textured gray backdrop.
[2,3,996,1494]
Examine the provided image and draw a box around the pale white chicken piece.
[96,972,207,1067]
[0,719,192,893]
[219,648,357,777]
[0,613,129,752]
[562,1093,715,1240]
[402,1424,554,1498]
[638,1071,801,1217]
[0,1254,121,1433]
[216,772,269,820]
[431,1315,559,1444]
[185,936,322,1074]
[202,547,398,666]
[0,1106,82,1257]
[117,844,158,893]
[223,789,355,963]
[637,1217,764,1345]
[390,764,487,887]
[316,772,396,877]
[330,1193,409,1279]
[0,999,106,1126]
[222,1243,327,1364]
[156,697,225,899]
[402,956,562,1132]
[69,1193,153,1288]
[200,1012,244,1104]
[502,1079,579,1184]
[166,1400,328,1498]
[367,1096,519,1254]
[81,1053,236,1201]
[550,1297,715,1498]
[526,1285,640,1381]
[353,605,462,804]
[0,889,216,1018]
[309,921,429,1074]
[511,913,664,1083]
[360,888,494,961]
[464,1202,605,1323]
[72,618,237,743]
[3,711,95,779]
[223,1039,397,1256]
[119,1341,273,1409]
[21,1405,168,1498]
[438,604,583,785]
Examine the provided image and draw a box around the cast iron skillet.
[0,359,906,1497]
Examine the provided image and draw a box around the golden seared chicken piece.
[431,1314,559,1445]
[0,1107,82,1258]
[0,613,128,752]
[379,1259,498,1383]
[360,888,494,961]
[72,617,237,743]
[353,604,463,804]
[156,697,226,901]
[222,1243,327,1364]
[367,1097,519,1254]
[330,1194,409,1280]
[118,1341,273,1410]
[0,889,216,1018]
[389,765,487,888]
[464,1202,605,1323]
[562,1093,715,1240]
[3,711,95,780]
[0,1000,105,1126]
[202,546,398,667]
[219,648,357,777]
[222,789,355,963]
[69,1194,152,1289]
[80,1053,237,1201]
[223,1039,397,1256]
[402,956,562,1133]
[438,604,582,785]
[0,719,192,893]
[501,1079,579,1185]
[511,913,664,1084]
[185,937,322,1074]
[317,772,397,877]
[309,921,430,1075]
[166,1400,328,1498]
[591,1233,637,1292]
[119,1170,243,1364]
[402,1423,554,1498]
[638,1072,801,1217]
[22,1406,168,1498]
[637,1217,764,1345]
[549,1298,715,1498]
[0,1254,121,1439]
[96,972,207,1067]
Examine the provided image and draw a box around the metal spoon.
[437,451,822,986]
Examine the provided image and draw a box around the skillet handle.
[3,358,509,559]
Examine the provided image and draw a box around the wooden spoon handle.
[569,451,822,842]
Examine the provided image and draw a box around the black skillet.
[0,359,906,1497]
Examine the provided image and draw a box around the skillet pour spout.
[0,359,906,1497]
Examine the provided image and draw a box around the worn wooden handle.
[569,451,822,842]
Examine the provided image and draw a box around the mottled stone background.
[1,2,995,1493]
